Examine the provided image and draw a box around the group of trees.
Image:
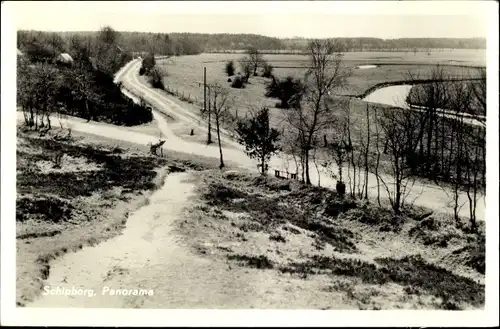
[17,27,153,130]
[223,47,275,89]
[140,53,166,90]
[18,30,204,59]
[232,39,485,232]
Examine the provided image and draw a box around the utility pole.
[204,67,212,144]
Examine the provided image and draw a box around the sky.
[7,1,493,39]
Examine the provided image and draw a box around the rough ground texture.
[16,128,221,306]
[18,129,484,309]
[177,170,485,310]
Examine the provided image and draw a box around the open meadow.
[154,50,485,125]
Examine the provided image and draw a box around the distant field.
[156,50,485,122]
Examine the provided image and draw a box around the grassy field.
[177,170,485,310]
[155,50,485,120]
[16,127,226,306]
[149,50,485,190]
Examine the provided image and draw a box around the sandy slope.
[28,172,354,309]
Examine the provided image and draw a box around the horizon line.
[15,29,489,41]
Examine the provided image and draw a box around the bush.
[141,52,156,73]
[225,60,235,76]
[262,62,274,78]
[265,75,304,109]
[148,67,165,90]
[139,67,146,76]
[230,75,246,89]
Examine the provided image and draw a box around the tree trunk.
[216,117,224,169]
[85,99,90,122]
[364,105,370,199]
[426,114,434,172]
[207,92,212,144]
[304,148,311,185]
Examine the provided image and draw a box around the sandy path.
[28,172,350,309]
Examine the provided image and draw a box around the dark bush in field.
[265,75,305,109]
[148,67,165,90]
[230,75,246,89]
[139,67,146,76]
[225,60,235,76]
[261,62,274,78]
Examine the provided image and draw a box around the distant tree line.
[281,37,486,52]
[18,31,486,57]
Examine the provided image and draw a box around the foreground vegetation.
[16,127,223,306]
[179,170,485,310]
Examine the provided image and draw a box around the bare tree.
[286,39,351,185]
[376,107,422,214]
[372,106,383,206]
[247,47,264,76]
[447,80,485,229]
[362,104,371,199]
[17,59,36,128]
[208,83,233,169]
[324,121,352,197]
[31,63,63,130]
[239,60,252,82]
[405,65,450,178]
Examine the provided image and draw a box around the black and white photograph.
[1,0,498,326]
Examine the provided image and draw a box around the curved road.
[116,59,485,222]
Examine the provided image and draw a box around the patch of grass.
[375,254,484,308]
[227,254,274,269]
[16,195,74,223]
[408,216,462,247]
[340,205,405,233]
[280,254,484,308]
[450,234,485,274]
[202,178,358,252]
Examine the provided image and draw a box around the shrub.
[148,67,165,90]
[141,52,156,73]
[230,75,245,89]
[265,75,305,109]
[139,67,146,76]
[225,60,235,76]
[262,62,274,78]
